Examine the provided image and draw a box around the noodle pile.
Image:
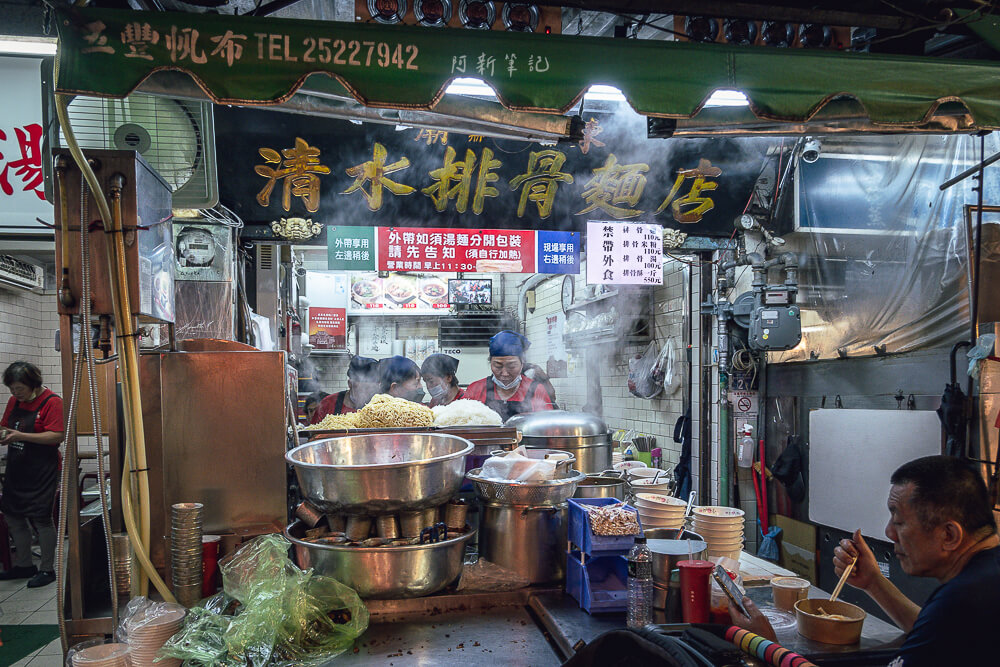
[300,413,359,431]
[355,394,433,428]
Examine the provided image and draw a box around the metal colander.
[466,467,586,506]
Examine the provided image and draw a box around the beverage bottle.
[737,424,755,468]
[626,536,653,629]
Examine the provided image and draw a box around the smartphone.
[713,564,750,617]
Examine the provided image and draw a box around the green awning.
[55,6,1000,128]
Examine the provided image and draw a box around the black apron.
[1,393,59,518]
[333,390,348,415]
[485,378,544,422]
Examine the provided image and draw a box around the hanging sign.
[586,221,663,285]
[536,230,580,274]
[328,226,377,271]
[376,226,536,273]
[308,307,347,350]
[0,57,50,235]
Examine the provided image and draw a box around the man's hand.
[834,529,882,592]
[728,596,777,642]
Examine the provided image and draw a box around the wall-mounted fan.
[52,93,218,209]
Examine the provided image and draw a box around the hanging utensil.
[829,557,857,603]
[675,490,697,539]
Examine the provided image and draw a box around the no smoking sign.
[730,390,758,417]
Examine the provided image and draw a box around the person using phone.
[729,456,999,664]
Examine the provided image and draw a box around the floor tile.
[27,655,64,667]
[9,658,33,667]
[1,610,33,624]
[1,598,48,613]
[23,610,58,625]
[38,639,64,656]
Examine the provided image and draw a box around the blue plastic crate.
[568,497,643,555]
[566,553,629,613]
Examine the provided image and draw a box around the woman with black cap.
[310,356,379,424]
[464,331,553,421]
[379,355,425,403]
[421,353,464,408]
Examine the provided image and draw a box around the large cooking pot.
[286,520,474,599]
[573,474,626,499]
[286,433,472,515]
[505,411,612,474]
[479,502,567,584]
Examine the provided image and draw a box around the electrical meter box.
[174,222,234,282]
[749,305,801,351]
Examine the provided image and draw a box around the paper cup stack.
[125,604,186,667]
[71,643,132,667]
[692,506,745,560]
[171,502,204,607]
[634,493,688,531]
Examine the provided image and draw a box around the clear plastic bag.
[65,639,131,667]
[115,597,187,645]
[480,446,562,482]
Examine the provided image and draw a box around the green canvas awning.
[54,6,1000,129]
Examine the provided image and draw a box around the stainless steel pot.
[648,538,708,584]
[286,520,474,599]
[505,411,612,474]
[286,433,473,515]
[573,475,626,499]
[479,502,567,584]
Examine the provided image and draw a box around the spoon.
[675,490,697,539]
[829,557,857,603]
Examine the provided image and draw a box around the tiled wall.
[0,287,62,392]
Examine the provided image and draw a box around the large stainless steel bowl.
[286,433,473,515]
[286,521,474,599]
[505,411,612,474]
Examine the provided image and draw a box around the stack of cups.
[111,533,134,600]
[171,502,204,607]
[71,643,132,667]
[125,604,186,667]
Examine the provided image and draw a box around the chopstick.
[829,557,856,603]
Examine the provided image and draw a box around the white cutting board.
[808,409,941,540]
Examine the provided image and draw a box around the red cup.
[677,559,714,623]
[202,535,221,597]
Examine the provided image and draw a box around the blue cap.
[489,330,530,358]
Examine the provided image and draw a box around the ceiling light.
[583,85,627,102]
[445,77,497,97]
[724,19,757,46]
[705,90,750,107]
[0,36,57,56]
[801,137,822,163]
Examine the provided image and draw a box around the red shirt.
[310,390,357,424]
[430,387,466,409]
[464,375,553,412]
[1,388,65,435]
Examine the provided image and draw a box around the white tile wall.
[0,287,62,391]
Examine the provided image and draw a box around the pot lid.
[506,410,609,438]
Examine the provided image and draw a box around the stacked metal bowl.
[170,502,203,607]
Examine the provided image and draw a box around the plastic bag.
[627,342,664,399]
[65,639,132,667]
[158,606,232,666]
[220,534,369,667]
[968,333,997,380]
[480,446,563,481]
[115,597,187,645]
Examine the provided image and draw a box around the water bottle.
[627,536,653,629]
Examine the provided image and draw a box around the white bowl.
[629,478,672,490]
[614,460,648,471]
[693,506,745,520]
[627,468,670,480]
[635,493,687,508]
[639,517,684,529]
[635,504,686,519]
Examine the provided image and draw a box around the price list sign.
[586,222,663,285]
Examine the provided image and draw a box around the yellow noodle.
[354,394,433,428]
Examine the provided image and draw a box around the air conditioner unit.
[50,93,218,209]
[0,254,45,292]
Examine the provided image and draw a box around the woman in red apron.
[0,361,64,588]
[310,356,380,424]
[464,331,554,422]
[421,354,465,408]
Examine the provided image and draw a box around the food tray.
[568,497,643,555]
[566,552,628,613]
[466,467,586,506]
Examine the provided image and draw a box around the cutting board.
[808,409,940,540]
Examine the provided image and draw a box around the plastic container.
[737,424,754,468]
[677,559,714,623]
[568,497,643,556]
[566,552,629,613]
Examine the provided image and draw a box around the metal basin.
[287,433,473,515]
[573,475,626,499]
[286,520,475,599]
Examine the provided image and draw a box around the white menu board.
[586,221,663,285]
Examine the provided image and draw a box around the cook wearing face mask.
[421,354,464,408]
[309,356,380,424]
[463,331,554,422]
[379,355,426,404]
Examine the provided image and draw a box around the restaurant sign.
[216,106,770,238]
[328,226,376,271]
[308,307,347,350]
[586,221,663,285]
[377,226,536,273]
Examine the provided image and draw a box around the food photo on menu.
[419,277,448,307]
[350,275,382,308]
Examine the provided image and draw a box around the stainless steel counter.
[321,573,906,665]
